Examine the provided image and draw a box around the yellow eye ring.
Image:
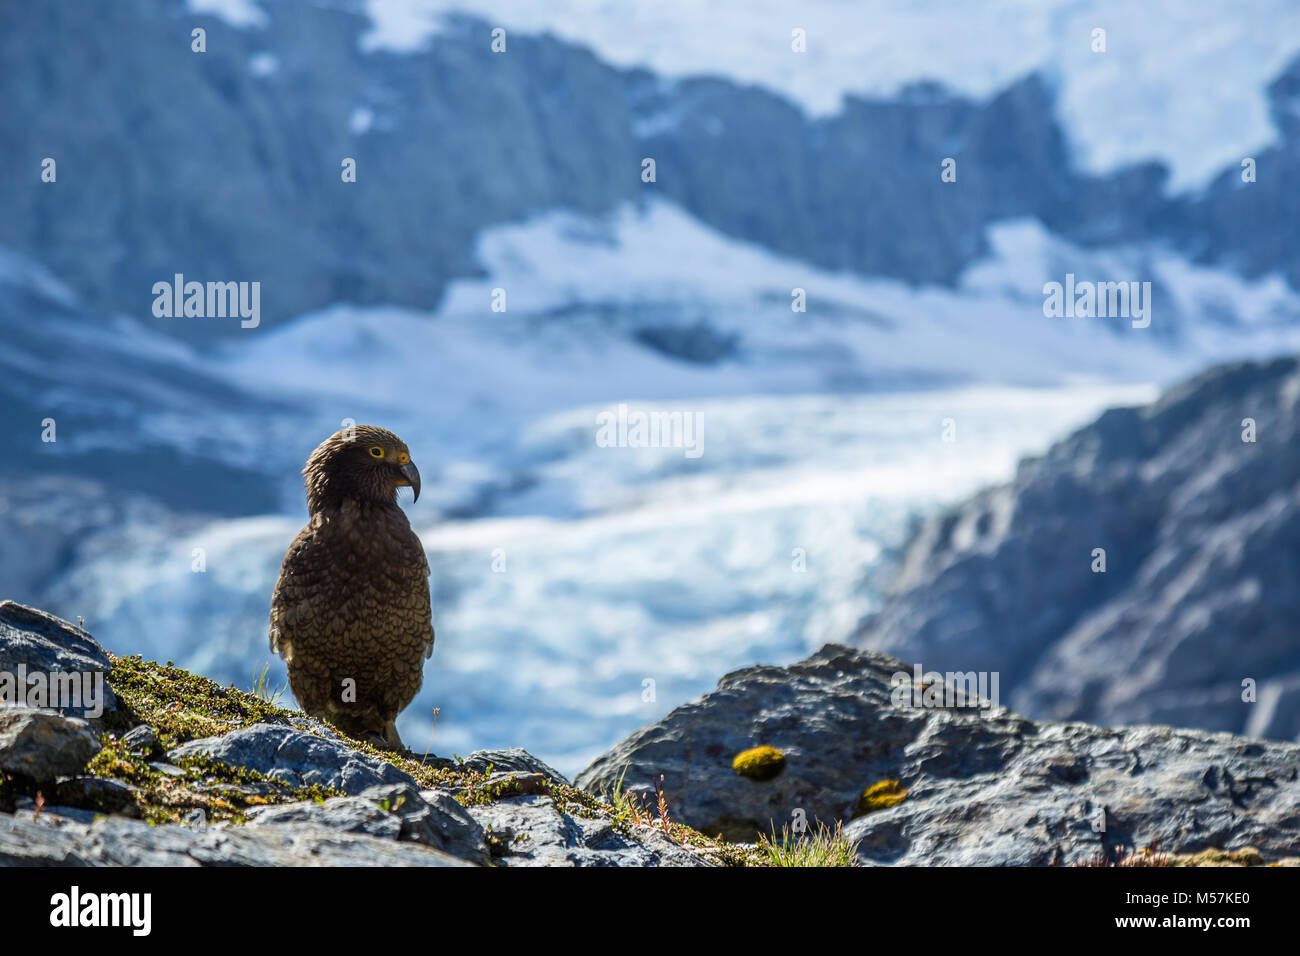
[368,446,384,459]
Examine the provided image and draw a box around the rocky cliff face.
[578,644,1300,865]
[3,0,1297,337]
[853,355,1300,742]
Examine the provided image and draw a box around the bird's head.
[303,424,421,513]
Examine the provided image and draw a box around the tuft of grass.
[758,820,860,867]
[732,745,786,781]
[248,662,289,707]
[601,766,656,828]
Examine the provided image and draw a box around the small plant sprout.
[420,706,441,766]
[248,662,288,706]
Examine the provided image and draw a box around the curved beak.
[398,461,421,502]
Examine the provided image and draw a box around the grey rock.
[466,794,710,867]
[461,748,572,787]
[0,602,116,721]
[0,813,471,867]
[854,357,1300,741]
[479,772,552,798]
[49,776,141,818]
[247,783,489,865]
[15,806,106,825]
[578,644,1300,865]
[121,724,158,755]
[0,706,101,780]
[400,787,491,865]
[168,723,416,795]
[247,797,402,838]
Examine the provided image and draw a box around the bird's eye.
[368,446,385,459]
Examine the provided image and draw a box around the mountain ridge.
[3,0,1297,337]
[854,354,1300,742]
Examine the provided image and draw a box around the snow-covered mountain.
[5,0,1300,334]
[354,0,1300,192]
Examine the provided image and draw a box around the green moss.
[732,745,786,782]
[63,654,344,823]
[856,779,907,816]
[103,653,298,749]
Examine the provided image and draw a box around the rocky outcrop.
[578,644,1300,865]
[0,601,116,721]
[0,707,100,781]
[9,579,1299,868]
[854,356,1300,741]
[0,601,731,867]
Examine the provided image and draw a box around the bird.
[269,424,434,750]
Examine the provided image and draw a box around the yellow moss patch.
[856,779,907,816]
[732,746,786,782]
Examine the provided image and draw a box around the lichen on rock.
[856,779,907,816]
[732,745,786,781]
